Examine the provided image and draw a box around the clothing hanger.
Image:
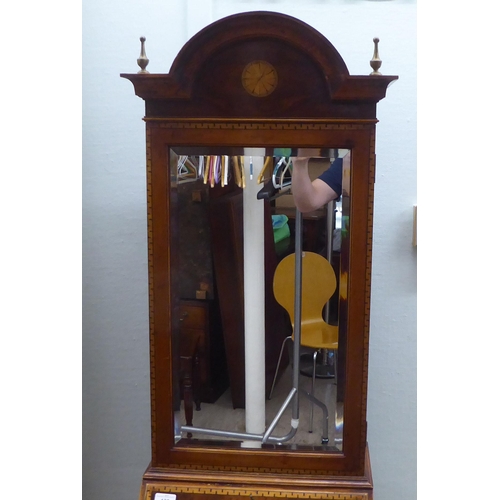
[203,156,210,184]
[222,155,229,186]
[257,156,292,199]
[221,156,225,187]
[239,156,246,188]
[198,155,205,179]
[214,156,222,187]
[178,156,198,182]
[272,156,291,189]
[279,157,292,188]
[232,156,246,188]
[257,156,273,184]
[209,156,215,188]
[232,156,241,187]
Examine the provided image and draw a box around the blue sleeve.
[317,157,343,198]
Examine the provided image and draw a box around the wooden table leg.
[180,335,203,438]
[180,355,194,438]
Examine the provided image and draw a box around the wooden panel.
[140,447,373,499]
[209,190,245,408]
[180,303,207,330]
[177,181,214,299]
[179,300,229,405]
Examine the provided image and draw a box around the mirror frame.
[121,9,397,497]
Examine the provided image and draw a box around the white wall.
[83,1,416,499]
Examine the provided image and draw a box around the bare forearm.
[292,159,318,212]
[291,158,338,212]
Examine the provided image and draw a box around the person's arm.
[291,157,340,213]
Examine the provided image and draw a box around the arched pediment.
[122,11,397,119]
[169,11,349,99]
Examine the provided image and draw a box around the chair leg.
[301,389,329,444]
[309,349,319,433]
[180,355,194,438]
[269,336,292,399]
[193,347,202,411]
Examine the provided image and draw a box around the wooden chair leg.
[193,345,202,411]
[180,355,194,438]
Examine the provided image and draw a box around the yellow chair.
[269,251,339,433]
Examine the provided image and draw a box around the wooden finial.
[137,37,150,74]
[370,37,382,76]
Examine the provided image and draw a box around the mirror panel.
[169,147,351,453]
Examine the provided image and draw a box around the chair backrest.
[273,251,337,327]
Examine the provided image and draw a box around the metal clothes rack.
[179,207,330,444]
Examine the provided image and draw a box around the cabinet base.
[139,449,373,500]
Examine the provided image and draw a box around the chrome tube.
[262,387,297,443]
[179,419,298,444]
[325,200,334,324]
[300,389,329,444]
[180,426,263,441]
[292,208,303,420]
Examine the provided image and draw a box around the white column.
[242,151,266,436]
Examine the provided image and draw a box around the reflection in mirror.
[170,147,350,452]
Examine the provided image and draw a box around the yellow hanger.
[232,156,242,187]
[239,156,246,188]
[257,156,273,184]
[221,156,226,187]
[203,155,210,184]
[210,156,216,188]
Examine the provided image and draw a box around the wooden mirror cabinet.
[121,11,397,500]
